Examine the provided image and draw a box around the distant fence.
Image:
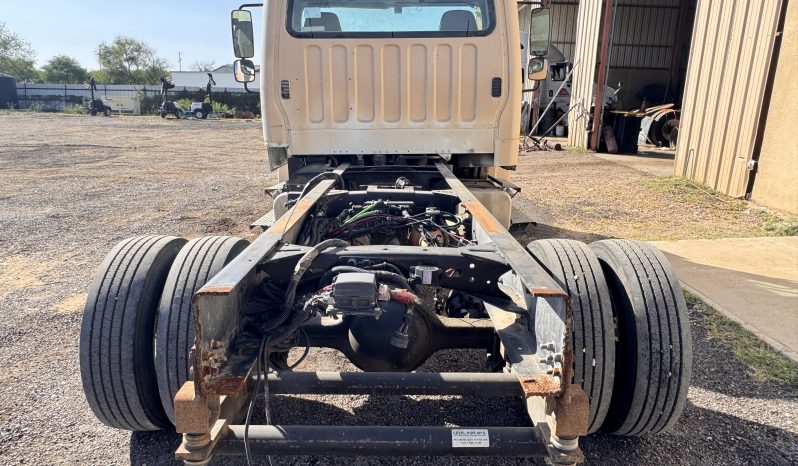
[15,83,260,114]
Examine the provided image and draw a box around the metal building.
[676,0,791,207]
[560,0,696,149]
[526,0,795,212]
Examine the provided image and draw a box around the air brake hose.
[284,172,345,208]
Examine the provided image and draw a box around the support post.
[590,0,615,151]
[529,0,550,135]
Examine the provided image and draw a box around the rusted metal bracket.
[174,382,227,465]
[174,378,255,464]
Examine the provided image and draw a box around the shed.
[522,0,796,213]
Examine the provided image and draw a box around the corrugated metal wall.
[561,0,693,148]
[675,0,784,197]
[609,0,681,71]
[567,0,602,148]
[553,0,682,70]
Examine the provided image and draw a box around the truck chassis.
[80,156,691,466]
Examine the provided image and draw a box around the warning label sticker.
[451,429,490,448]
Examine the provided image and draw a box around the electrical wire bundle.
[241,239,350,465]
[320,201,474,247]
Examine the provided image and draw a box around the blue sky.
[3,1,261,70]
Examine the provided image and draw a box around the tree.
[191,60,216,72]
[95,36,169,84]
[41,55,87,83]
[0,22,40,82]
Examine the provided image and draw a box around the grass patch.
[60,104,86,115]
[686,291,798,392]
[643,176,746,210]
[763,218,798,236]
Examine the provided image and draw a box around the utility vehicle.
[79,2,691,465]
[83,76,112,117]
[190,73,216,119]
[159,76,183,119]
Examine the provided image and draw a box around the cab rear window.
[287,0,496,38]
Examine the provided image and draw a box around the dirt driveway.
[0,112,795,465]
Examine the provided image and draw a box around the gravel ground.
[0,112,795,466]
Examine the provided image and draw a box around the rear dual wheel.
[527,239,692,436]
[79,235,248,431]
[527,239,615,434]
[591,240,692,436]
[80,236,186,431]
[155,236,249,423]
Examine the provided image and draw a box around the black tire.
[80,236,187,431]
[174,110,181,119]
[201,112,208,120]
[156,236,249,424]
[160,111,166,119]
[90,110,97,116]
[527,239,615,434]
[104,107,112,117]
[193,109,204,120]
[590,239,692,436]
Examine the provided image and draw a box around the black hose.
[365,262,404,276]
[284,172,345,208]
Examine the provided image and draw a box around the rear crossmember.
[175,160,588,465]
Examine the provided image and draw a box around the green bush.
[176,98,193,111]
[134,87,260,116]
[61,104,86,114]
[27,102,45,112]
[212,102,235,114]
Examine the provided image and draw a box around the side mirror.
[234,59,256,83]
[231,10,255,59]
[529,8,551,57]
[528,57,548,82]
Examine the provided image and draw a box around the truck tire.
[104,107,112,117]
[590,240,692,436]
[80,235,187,431]
[155,236,249,424]
[193,109,203,120]
[527,239,615,434]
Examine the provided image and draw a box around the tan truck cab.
[233,1,551,224]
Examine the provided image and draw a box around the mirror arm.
[238,3,263,9]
